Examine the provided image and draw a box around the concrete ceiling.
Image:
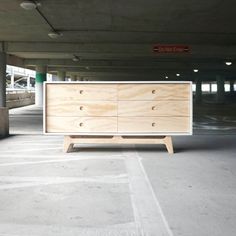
[1,0,236,80]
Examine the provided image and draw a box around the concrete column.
[216,75,225,103]
[195,79,202,104]
[71,75,77,81]
[209,82,212,93]
[11,73,14,89]
[230,80,234,94]
[35,65,47,106]
[57,71,66,81]
[27,76,31,90]
[0,51,6,107]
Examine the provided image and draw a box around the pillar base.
[0,107,9,138]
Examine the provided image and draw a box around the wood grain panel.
[118,84,190,100]
[46,117,117,133]
[118,117,190,133]
[47,101,117,116]
[118,101,189,116]
[46,84,117,101]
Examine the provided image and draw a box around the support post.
[35,65,47,106]
[11,73,14,89]
[216,75,225,103]
[57,70,66,81]
[230,80,234,94]
[0,51,6,107]
[195,78,202,104]
[0,50,9,137]
[27,76,31,90]
[71,75,77,81]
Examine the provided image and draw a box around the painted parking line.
[123,148,173,236]
[0,174,128,190]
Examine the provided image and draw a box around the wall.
[6,92,35,109]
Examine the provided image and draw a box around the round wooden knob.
[79,122,83,127]
[79,106,83,110]
[152,90,156,94]
[152,122,156,127]
[79,90,83,94]
[151,106,155,110]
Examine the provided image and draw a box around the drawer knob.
[151,106,156,110]
[152,122,156,127]
[79,106,83,110]
[79,122,83,127]
[79,90,83,94]
[152,90,156,94]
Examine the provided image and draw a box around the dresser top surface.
[45,81,192,85]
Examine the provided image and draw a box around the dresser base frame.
[63,135,174,154]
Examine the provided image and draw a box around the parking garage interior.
[0,1,236,236]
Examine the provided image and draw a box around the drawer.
[118,117,190,133]
[118,101,190,117]
[46,117,117,133]
[118,84,190,100]
[46,84,117,101]
[47,101,117,116]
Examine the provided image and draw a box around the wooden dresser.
[44,82,192,154]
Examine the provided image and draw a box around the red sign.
[153,44,190,53]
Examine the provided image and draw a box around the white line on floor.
[0,222,140,236]
[123,148,173,236]
[0,156,124,166]
[0,147,63,153]
[0,155,124,160]
[0,174,128,189]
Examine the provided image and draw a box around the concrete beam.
[6,55,24,67]
[23,59,236,71]
[47,66,235,77]
[5,42,236,57]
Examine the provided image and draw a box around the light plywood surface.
[118,117,190,133]
[118,100,190,117]
[47,101,117,117]
[46,84,117,101]
[118,84,190,101]
[63,135,174,154]
[46,116,117,133]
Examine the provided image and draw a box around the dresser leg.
[164,136,174,154]
[63,136,74,153]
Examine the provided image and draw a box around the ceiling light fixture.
[72,55,80,62]
[176,73,180,77]
[225,61,232,66]
[20,1,41,10]
[193,69,199,73]
[48,31,63,39]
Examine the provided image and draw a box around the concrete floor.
[0,105,235,236]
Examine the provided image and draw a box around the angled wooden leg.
[164,136,174,154]
[63,136,74,153]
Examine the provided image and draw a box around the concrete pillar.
[230,80,234,94]
[0,51,6,107]
[209,82,212,93]
[195,79,202,104]
[71,75,77,81]
[27,76,31,90]
[57,71,66,81]
[35,65,47,106]
[0,51,9,137]
[11,73,14,89]
[216,75,225,103]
